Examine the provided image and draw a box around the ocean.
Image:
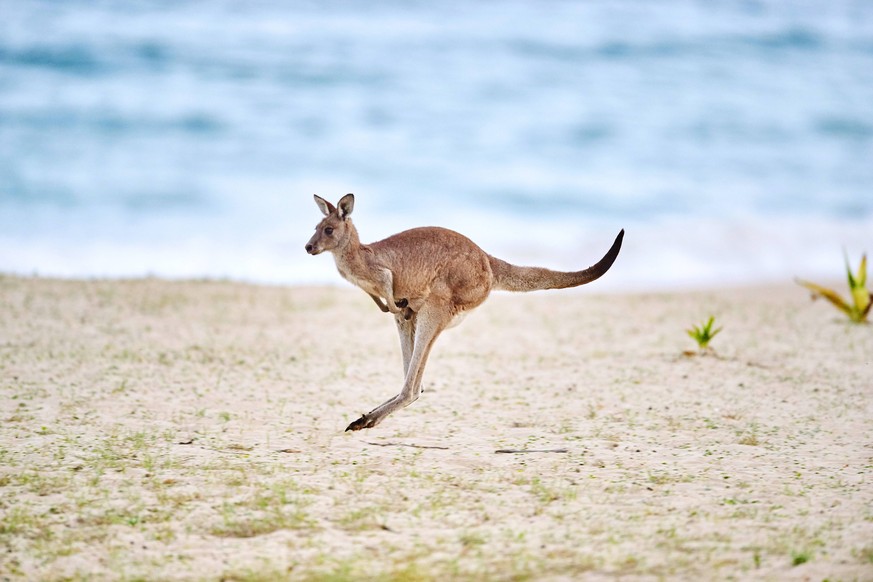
[1,0,871,291]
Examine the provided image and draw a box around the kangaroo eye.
[324,227,334,236]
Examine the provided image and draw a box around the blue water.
[1,0,872,290]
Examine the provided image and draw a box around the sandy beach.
[1,274,871,581]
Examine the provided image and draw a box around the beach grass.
[1,275,871,580]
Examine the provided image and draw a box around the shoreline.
[0,269,850,295]
[1,275,870,580]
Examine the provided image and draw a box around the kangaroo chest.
[335,257,383,297]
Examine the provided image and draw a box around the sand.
[1,275,871,581]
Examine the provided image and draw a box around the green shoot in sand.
[796,251,872,324]
[686,316,723,351]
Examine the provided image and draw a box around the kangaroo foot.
[345,413,377,432]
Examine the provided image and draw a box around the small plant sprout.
[796,251,872,324]
[686,316,722,353]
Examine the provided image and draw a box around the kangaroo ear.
[337,193,355,220]
[313,195,335,217]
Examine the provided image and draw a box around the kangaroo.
[305,193,624,431]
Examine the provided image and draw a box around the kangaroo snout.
[305,232,322,255]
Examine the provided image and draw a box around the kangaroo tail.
[489,229,624,292]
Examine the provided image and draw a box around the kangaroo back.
[489,229,624,292]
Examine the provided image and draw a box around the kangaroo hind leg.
[345,303,450,431]
[395,312,416,377]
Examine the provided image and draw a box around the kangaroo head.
[305,193,356,255]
